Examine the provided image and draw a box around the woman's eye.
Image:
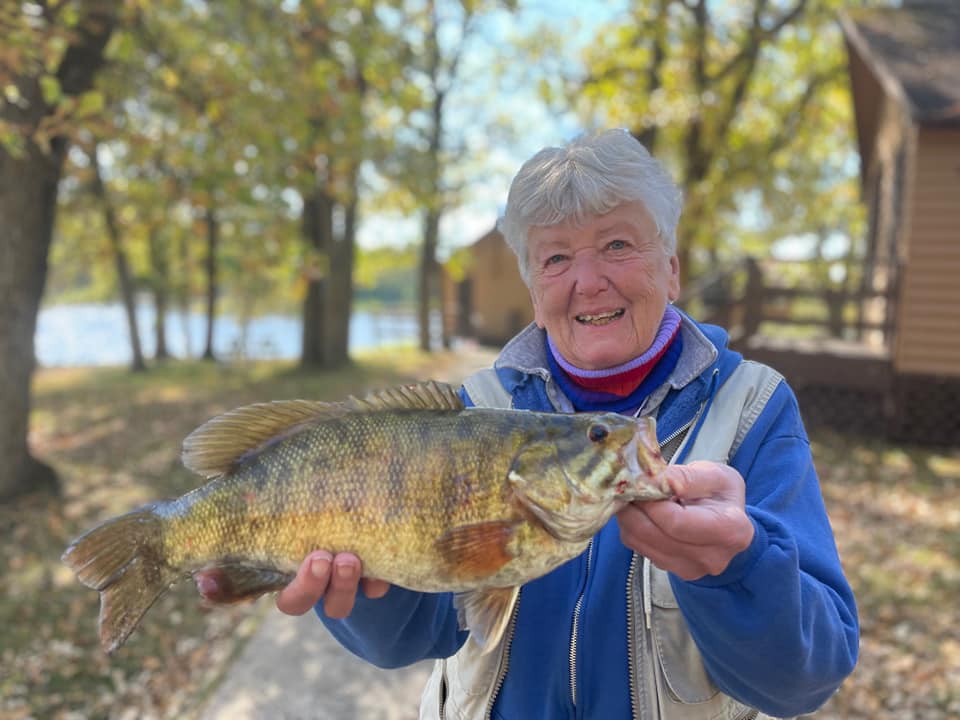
[607,239,628,251]
[546,254,567,265]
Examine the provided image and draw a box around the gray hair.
[498,129,683,283]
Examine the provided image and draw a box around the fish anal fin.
[435,521,517,581]
[193,564,295,605]
[455,586,520,654]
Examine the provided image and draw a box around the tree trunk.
[0,2,116,501]
[148,225,170,360]
[175,231,194,358]
[631,0,671,153]
[91,146,147,372]
[322,196,357,368]
[202,206,218,361]
[419,207,440,352]
[418,65,445,354]
[301,190,334,368]
[0,135,64,501]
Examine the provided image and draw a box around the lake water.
[35,303,442,368]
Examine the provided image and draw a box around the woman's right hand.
[275,550,391,618]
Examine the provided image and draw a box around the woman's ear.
[667,254,681,303]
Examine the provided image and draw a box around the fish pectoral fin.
[455,586,520,654]
[192,563,295,605]
[435,521,518,580]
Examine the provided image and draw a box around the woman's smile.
[575,308,625,326]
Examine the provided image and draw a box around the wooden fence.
[682,257,894,346]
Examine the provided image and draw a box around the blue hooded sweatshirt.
[316,317,859,719]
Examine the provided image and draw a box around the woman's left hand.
[616,461,755,581]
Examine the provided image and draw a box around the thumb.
[666,461,743,502]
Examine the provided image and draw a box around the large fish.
[62,381,671,655]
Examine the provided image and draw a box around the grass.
[1,346,958,719]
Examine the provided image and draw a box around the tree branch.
[632,0,672,152]
[726,66,845,180]
[712,0,808,84]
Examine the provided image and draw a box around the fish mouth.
[616,430,670,501]
[575,309,624,326]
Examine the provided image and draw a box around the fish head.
[508,413,671,543]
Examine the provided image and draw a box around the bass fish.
[62,381,671,654]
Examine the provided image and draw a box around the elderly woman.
[275,130,859,719]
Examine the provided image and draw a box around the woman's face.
[526,201,680,370]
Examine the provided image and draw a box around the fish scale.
[62,380,671,655]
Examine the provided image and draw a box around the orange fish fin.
[182,399,346,477]
[435,521,517,580]
[193,563,294,605]
[347,380,463,412]
[454,586,520,654]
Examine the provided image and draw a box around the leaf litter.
[3,352,958,719]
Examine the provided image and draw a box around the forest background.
[2,0,879,501]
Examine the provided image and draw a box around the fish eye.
[588,424,609,443]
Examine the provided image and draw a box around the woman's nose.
[573,253,608,294]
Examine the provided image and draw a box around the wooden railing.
[679,256,894,346]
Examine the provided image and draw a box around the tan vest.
[420,362,789,720]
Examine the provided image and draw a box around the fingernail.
[336,561,356,580]
[311,557,330,579]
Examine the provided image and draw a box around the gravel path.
[201,610,433,720]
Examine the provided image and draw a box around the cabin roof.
[841,2,960,127]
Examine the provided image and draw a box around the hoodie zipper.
[568,538,595,708]
[484,593,522,720]
[626,553,642,718]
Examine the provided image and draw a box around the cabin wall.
[893,127,960,377]
[450,231,533,346]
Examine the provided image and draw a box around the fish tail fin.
[61,504,177,654]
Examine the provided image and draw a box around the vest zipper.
[484,593,522,720]
[438,661,447,719]
[626,418,698,720]
[568,538,594,708]
[626,552,642,719]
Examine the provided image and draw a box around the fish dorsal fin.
[347,380,464,412]
[182,399,345,478]
[181,382,463,478]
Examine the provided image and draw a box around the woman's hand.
[617,461,755,581]
[275,551,391,618]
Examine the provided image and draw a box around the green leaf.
[40,75,62,106]
[76,91,105,118]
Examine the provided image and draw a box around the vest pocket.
[650,566,720,704]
